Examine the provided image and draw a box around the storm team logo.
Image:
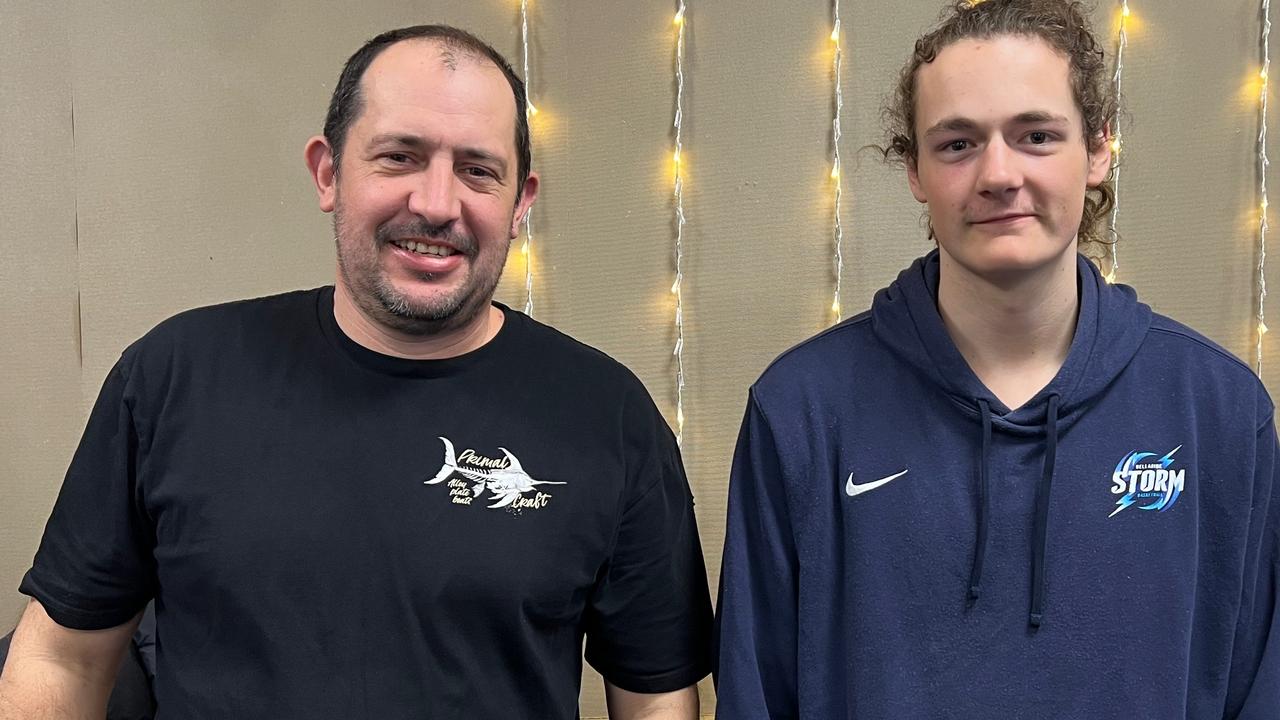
[1109,445,1185,518]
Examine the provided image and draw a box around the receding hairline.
[370,35,504,75]
[354,37,516,114]
[323,24,532,195]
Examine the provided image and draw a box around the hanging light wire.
[830,1,845,322]
[671,0,688,445]
[1258,0,1272,376]
[1106,0,1129,283]
[520,0,537,315]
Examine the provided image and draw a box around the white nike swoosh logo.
[845,469,909,497]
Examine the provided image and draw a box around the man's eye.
[385,153,411,164]
[945,140,969,152]
[1027,131,1049,144]
[463,167,494,179]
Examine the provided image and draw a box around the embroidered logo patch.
[1109,445,1185,518]
[424,437,564,513]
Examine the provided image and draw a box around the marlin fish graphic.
[425,437,565,509]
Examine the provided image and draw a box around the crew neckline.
[314,286,519,378]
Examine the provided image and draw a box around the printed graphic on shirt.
[1108,445,1185,518]
[424,436,565,512]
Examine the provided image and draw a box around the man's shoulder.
[1145,313,1259,378]
[1143,312,1274,424]
[147,287,323,339]
[752,310,877,394]
[120,287,326,370]
[508,308,648,389]
[504,310,677,436]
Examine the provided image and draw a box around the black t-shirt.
[21,288,712,719]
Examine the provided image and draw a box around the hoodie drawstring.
[1029,393,1060,628]
[968,399,993,603]
[969,393,1061,628]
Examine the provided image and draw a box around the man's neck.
[332,280,503,360]
[936,248,1079,411]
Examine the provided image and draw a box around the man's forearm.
[0,656,114,720]
[0,600,137,720]
[0,690,20,720]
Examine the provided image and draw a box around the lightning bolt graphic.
[1109,493,1137,518]
[1159,445,1182,469]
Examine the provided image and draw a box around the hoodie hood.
[871,249,1152,433]
[870,249,1152,626]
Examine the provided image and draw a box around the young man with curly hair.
[715,1,1280,717]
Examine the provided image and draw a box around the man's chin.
[966,255,1078,291]
[375,290,486,335]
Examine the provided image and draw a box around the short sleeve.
[582,388,713,693]
[19,360,156,630]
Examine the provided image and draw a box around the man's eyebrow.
[367,133,429,150]
[922,117,980,138]
[1009,111,1071,125]
[364,134,508,174]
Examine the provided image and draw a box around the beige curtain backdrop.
[1,0,1273,716]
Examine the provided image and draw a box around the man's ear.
[304,136,337,213]
[906,156,928,204]
[1086,123,1113,188]
[509,171,540,239]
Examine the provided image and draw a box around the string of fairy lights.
[830,0,846,323]
[520,0,537,316]
[1258,0,1272,377]
[1106,0,1129,284]
[671,0,689,445]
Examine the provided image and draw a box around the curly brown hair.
[883,0,1117,249]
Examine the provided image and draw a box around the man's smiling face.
[321,39,536,334]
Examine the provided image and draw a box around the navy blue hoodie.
[714,251,1280,718]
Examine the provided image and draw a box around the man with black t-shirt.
[0,26,712,719]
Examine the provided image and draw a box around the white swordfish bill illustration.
[426,437,565,508]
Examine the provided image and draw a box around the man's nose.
[975,138,1023,197]
[407,163,462,226]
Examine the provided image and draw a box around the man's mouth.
[390,239,457,257]
[972,213,1035,224]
